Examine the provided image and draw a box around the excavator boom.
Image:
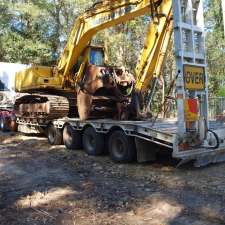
[135,2,172,91]
[57,0,171,86]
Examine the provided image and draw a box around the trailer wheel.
[47,124,62,145]
[108,130,136,163]
[0,117,7,132]
[82,127,104,155]
[63,124,82,150]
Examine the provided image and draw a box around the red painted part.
[187,99,199,114]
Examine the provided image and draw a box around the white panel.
[0,62,28,91]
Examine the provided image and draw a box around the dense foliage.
[0,0,92,64]
[0,0,224,96]
[205,0,225,96]
[0,0,148,69]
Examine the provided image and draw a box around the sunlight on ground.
[0,133,48,152]
[16,187,77,208]
[0,133,44,144]
[118,194,183,225]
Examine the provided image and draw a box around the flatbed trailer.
[16,117,225,167]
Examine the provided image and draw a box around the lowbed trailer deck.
[55,118,225,167]
[17,117,225,167]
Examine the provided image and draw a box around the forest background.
[0,0,224,96]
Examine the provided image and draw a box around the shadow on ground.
[0,133,225,225]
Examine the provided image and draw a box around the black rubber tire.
[0,117,7,132]
[63,124,82,150]
[108,130,136,163]
[82,126,104,155]
[47,124,62,145]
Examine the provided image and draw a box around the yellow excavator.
[15,0,173,122]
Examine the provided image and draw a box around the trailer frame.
[16,116,225,166]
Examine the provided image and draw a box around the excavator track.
[15,94,69,121]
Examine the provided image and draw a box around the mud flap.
[135,137,157,163]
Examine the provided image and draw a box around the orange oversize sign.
[184,65,205,90]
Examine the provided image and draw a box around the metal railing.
[208,97,225,120]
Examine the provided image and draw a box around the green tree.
[0,0,92,64]
[205,0,225,96]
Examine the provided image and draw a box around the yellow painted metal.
[184,65,205,90]
[73,47,90,85]
[15,65,62,92]
[135,0,172,91]
[15,47,94,92]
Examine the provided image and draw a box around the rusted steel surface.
[15,95,69,120]
[77,65,135,120]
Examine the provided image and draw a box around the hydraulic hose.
[206,129,220,149]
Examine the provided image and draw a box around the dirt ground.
[0,132,225,225]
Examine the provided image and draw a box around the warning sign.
[184,99,199,122]
[184,65,205,90]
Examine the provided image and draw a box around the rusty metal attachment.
[77,65,135,120]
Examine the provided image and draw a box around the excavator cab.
[72,45,106,83]
[72,45,106,75]
[89,46,105,66]
[74,46,106,69]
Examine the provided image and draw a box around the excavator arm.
[57,0,172,90]
[135,0,172,92]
